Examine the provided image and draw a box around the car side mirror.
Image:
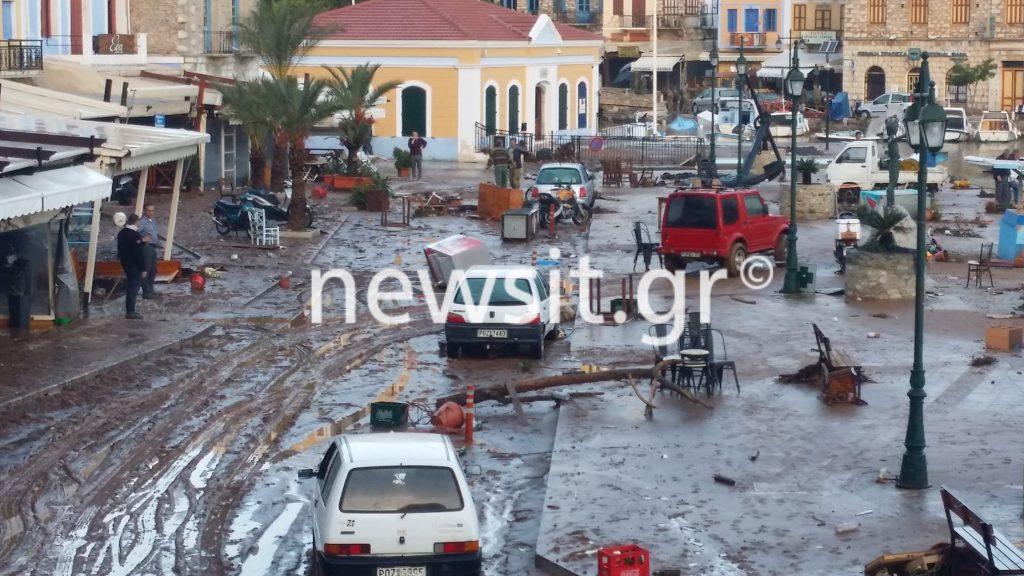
[297,468,316,480]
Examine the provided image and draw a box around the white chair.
[248,208,280,247]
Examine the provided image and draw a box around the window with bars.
[1009,0,1024,24]
[869,0,885,24]
[907,68,921,92]
[951,0,968,23]
[793,4,806,30]
[910,0,927,24]
[947,78,968,103]
[814,8,832,29]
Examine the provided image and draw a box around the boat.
[813,130,879,142]
[976,111,1020,142]
[768,110,809,137]
[943,107,973,143]
[697,98,756,140]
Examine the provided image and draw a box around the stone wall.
[131,0,178,56]
[844,249,917,300]
[777,183,834,220]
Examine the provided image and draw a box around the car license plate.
[477,329,508,338]
[679,251,701,258]
[376,568,426,576]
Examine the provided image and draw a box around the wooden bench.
[941,486,1024,575]
[812,323,864,404]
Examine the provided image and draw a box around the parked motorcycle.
[111,174,137,206]
[212,196,256,236]
[241,188,315,229]
[535,184,591,227]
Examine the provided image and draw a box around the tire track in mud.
[0,309,442,576]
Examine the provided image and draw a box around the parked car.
[692,87,740,114]
[824,140,946,193]
[300,433,481,576]
[444,265,555,359]
[526,162,598,208]
[659,188,789,276]
[856,92,912,118]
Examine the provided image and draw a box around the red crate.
[598,544,650,576]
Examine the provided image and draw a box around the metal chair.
[633,221,663,272]
[707,329,739,394]
[248,208,280,247]
[649,323,680,386]
[966,243,994,288]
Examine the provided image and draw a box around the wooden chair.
[812,323,864,404]
[632,222,663,271]
[602,159,623,187]
[966,242,994,288]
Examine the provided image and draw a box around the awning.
[0,165,112,220]
[629,55,683,73]
[0,79,126,120]
[34,60,198,118]
[757,50,831,78]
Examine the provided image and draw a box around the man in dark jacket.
[408,131,427,180]
[117,214,147,320]
[3,249,31,330]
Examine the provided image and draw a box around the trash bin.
[598,544,650,576]
[370,401,409,428]
[997,209,1024,261]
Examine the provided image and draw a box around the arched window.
[508,85,520,133]
[946,70,968,104]
[907,67,921,93]
[400,85,427,137]
[485,85,498,135]
[865,66,886,101]
[558,83,569,131]
[576,81,588,129]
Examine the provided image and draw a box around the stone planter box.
[777,183,834,220]
[845,249,917,300]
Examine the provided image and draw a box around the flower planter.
[329,175,373,190]
[397,167,411,178]
[844,249,917,301]
[777,183,834,220]
[364,188,390,212]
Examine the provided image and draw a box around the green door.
[401,86,427,136]
[485,86,497,135]
[558,83,568,130]
[508,85,520,133]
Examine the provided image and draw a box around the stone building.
[842,0,1024,111]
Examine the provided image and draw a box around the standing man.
[138,205,159,299]
[510,140,530,189]
[994,148,1011,208]
[486,136,511,188]
[3,248,30,331]
[117,214,146,320]
[408,131,427,180]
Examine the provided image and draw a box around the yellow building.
[303,0,604,161]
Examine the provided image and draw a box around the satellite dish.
[113,212,127,227]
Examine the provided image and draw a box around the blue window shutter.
[727,9,737,32]
[765,9,776,31]
[745,8,759,31]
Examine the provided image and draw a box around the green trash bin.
[370,401,409,428]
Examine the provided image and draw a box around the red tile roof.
[314,0,602,42]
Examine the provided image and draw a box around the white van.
[300,433,481,576]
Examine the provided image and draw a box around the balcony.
[205,30,246,55]
[0,40,43,75]
[698,6,719,28]
[553,9,603,28]
[728,32,766,48]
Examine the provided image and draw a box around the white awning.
[757,50,830,78]
[0,165,112,220]
[0,79,127,120]
[629,55,683,73]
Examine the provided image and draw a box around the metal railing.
[728,32,766,47]
[475,123,704,168]
[206,30,242,54]
[698,6,719,28]
[554,9,603,26]
[0,40,43,73]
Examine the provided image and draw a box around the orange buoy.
[190,273,206,291]
[432,401,465,429]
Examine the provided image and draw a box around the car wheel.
[531,338,544,360]
[691,102,698,115]
[774,234,788,265]
[664,255,687,274]
[725,242,747,277]
[858,110,871,119]
[214,220,231,236]
[446,343,461,359]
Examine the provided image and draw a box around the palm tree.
[325,64,401,173]
[219,79,274,189]
[268,76,341,230]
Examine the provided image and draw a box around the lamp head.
[786,67,805,99]
[710,46,719,67]
[736,53,748,75]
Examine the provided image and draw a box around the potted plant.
[393,147,412,178]
[844,205,916,300]
[356,170,392,212]
[796,158,819,185]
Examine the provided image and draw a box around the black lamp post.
[897,52,947,490]
[735,39,747,178]
[781,42,804,294]
[709,42,719,179]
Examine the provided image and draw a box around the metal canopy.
[0,165,112,220]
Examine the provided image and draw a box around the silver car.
[526,163,598,208]
[692,87,740,114]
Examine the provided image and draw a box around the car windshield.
[340,466,464,513]
[946,115,964,130]
[718,89,739,99]
[665,195,718,229]
[453,277,534,306]
[536,168,582,185]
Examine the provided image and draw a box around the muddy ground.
[1,143,1023,576]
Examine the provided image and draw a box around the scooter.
[535,184,591,228]
[111,175,137,206]
[212,196,256,236]
[242,186,315,229]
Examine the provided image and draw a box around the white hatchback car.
[300,433,481,576]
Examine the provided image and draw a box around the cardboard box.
[985,325,1023,352]
[477,183,523,220]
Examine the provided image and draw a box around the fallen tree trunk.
[435,359,713,410]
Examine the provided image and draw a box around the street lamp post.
[709,42,719,179]
[781,41,804,294]
[898,52,947,490]
[821,65,833,151]
[735,39,747,178]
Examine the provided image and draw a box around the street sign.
[154,115,166,128]
[589,137,604,152]
[907,48,922,61]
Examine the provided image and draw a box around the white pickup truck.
[824,141,947,193]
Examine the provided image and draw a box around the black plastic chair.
[633,222,663,272]
[649,323,680,386]
[707,329,739,394]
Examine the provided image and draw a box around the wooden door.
[534,85,544,137]
[71,0,83,54]
[1001,62,1024,111]
[631,0,645,26]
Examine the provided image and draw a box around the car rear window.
[665,195,718,229]
[946,115,964,131]
[340,466,464,513]
[536,167,583,185]
[453,277,534,306]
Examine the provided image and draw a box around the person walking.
[117,214,147,320]
[486,136,511,188]
[510,139,530,189]
[138,204,159,299]
[408,131,427,180]
[994,148,1012,208]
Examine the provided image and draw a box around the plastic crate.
[598,544,650,576]
[370,402,408,428]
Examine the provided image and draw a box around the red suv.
[659,188,790,276]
